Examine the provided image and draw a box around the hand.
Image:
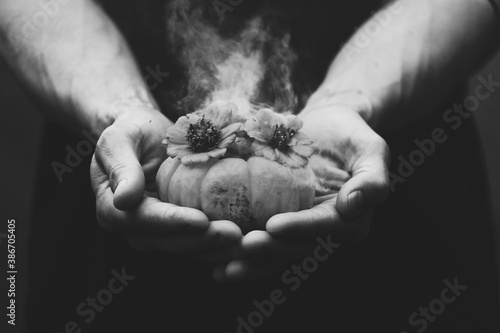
[213,102,391,281]
[90,101,242,257]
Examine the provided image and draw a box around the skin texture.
[212,0,500,281]
[0,0,499,280]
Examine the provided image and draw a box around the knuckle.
[371,133,388,150]
[369,134,391,162]
[111,119,144,143]
[95,126,115,154]
[161,205,176,224]
[95,122,142,158]
[108,163,128,189]
[162,206,189,230]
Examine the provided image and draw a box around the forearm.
[0,0,161,134]
[306,0,499,131]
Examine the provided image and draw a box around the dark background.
[1,40,499,333]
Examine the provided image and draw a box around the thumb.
[95,125,146,210]
[336,136,390,219]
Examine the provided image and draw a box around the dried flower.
[244,108,316,168]
[163,105,242,165]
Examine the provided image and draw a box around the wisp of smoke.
[166,0,298,118]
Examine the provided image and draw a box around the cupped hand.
[213,102,391,282]
[90,101,242,256]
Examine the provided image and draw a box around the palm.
[90,105,242,254]
[213,104,390,281]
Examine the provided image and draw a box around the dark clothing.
[27,1,499,332]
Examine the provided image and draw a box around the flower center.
[186,117,220,152]
[269,124,295,151]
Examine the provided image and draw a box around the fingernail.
[348,190,362,212]
[187,218,210,231]
[265,217,287,234]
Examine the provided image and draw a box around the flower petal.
[246,130,268,142]
[246,108,290,142]
[283,150,309,168]
[166,128,189,145]
[256,109,283,137]
[217,103,237,123]
[217,133,237,149]
[244,117,270,141]
[208,148,227,158]
[252,142,266,157]
[165,118,190,145]
[262,146,278,161]
[181,152,210,165]
[259,108,286,123]
[176,116,190,125]
[220,122,243,139]
[243,118,261,133]
[285,115,303,132]
[290,132,313,145]
[290,144,316,158]
[167,144,192,158]
[274,149,287,164]
[205,103,233,128]
[254,108,275,124]
[262,123,282,139]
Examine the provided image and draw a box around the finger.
[90,155,109,196]
[337,134,390,219]
[308,154,351,196]
[125,220,242,254]
[241,231,316,259]
[94,123,146,210]
[94,177,210,233]
[213,259,285,282]
[266,201,372,242]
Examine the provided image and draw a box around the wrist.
[79,85,164,135]
[304,88,377,126]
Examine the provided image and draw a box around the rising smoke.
[166,0,299,118]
